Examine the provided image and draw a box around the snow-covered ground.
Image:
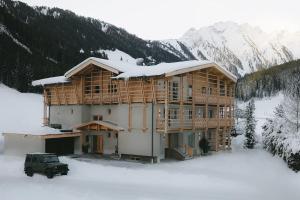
[0,85,298,199]
[0,137,299,200]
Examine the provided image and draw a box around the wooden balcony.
[156,117,234,132]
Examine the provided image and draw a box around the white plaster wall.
[50,103,164,158]
[3,134,44,156]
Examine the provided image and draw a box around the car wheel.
[46,170,54,179]
[61,171,68,175]
[25,168,33,177]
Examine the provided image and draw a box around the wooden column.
[192,72,195,131]
[81,76,84,104]
[180,75,184,131]
[164,78,169,134]
[216,76,220,151]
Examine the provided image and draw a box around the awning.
[74,121,125,132]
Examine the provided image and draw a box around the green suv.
[24,153,69,179]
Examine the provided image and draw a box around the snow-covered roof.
[33,57,237,86]
[32,76,69,86]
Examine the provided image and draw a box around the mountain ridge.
[163,21,299,76]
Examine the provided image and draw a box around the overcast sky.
[18,0,300,40]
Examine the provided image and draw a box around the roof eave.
[165,63,237,82]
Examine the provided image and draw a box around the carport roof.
[74,121,125,132]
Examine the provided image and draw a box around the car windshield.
[43,156,59,163]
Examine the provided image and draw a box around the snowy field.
[0,85,299,200]
[0,138,300,200]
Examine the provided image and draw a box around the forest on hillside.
[0,0,188,92]
[236,59,300,101]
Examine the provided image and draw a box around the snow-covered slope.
[164,22,299,76]
[0,84,59,136]
[238,93,284,142]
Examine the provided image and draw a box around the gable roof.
[32,57,237,86]
[74,121,125,131]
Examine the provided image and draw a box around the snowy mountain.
[164,22,299,76]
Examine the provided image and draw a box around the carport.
[43,132,82,155]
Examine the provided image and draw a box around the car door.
[35,156,44,172]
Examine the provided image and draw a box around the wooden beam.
[179,75,183,131]
[55,85,61,105]
[164,78,169,134]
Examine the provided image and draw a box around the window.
[85,86,91,94]
[93,115,103,121]
[208,109,214,118]
[84,75,92,94]
[50,124,62,129]
[188,109,193,119]
[208,129,214,140]
[172,82,179,100]
[108,84,117,94]
[32,156,37,162]
[170,109,178,119]
[220,81,225,96]
[188,85,192,100]
[94,85,101,94]
[188,133,195,147]
[208,87,212,95]
[219,107,225,118]
[202,87,206,95]
[198,107,205,118]
[25,156,31,163]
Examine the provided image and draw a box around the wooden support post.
[74,80,79,104]
[151,78,156,103]
[180,75,184,131]
[43,89,48,126]
[141,78,145,103]
[117,80,121,104]
[110,72,113,104]
[205,70,209,128]
[125,80,130,103]
[192,72,195,131]
[216,76,220,152]
[81,76,84,104]
[164,78,169,134]
[62,83,68,105]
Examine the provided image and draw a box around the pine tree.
[244,99,257,149]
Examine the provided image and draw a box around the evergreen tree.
[244,99,257,149]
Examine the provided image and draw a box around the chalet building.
[32,57,237,162]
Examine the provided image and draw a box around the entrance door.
[97,135,103,154]
[92,135,103,154]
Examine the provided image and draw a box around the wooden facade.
[43,63,235,152]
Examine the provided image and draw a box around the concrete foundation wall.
[4,134,44,156]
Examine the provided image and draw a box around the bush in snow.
[244,99,257,149]
[262,71,300,171]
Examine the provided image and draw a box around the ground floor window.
[188,133,195,148]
